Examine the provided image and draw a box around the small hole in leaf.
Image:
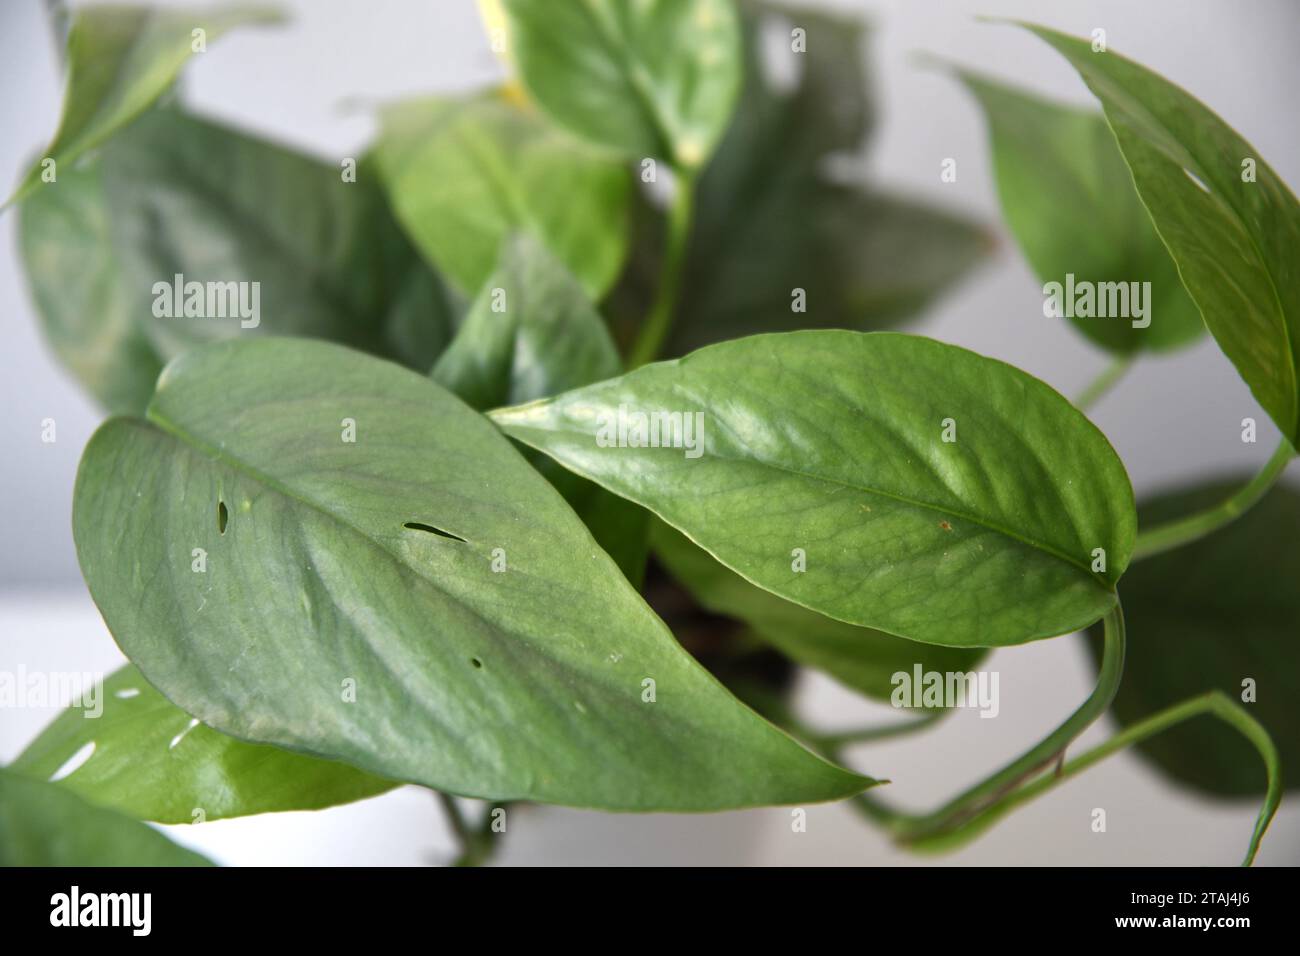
[1183,167,1212,194]
[50,741,96,782]
[470,657,483,669]
[403,521,466,542]
[169,718,200,751]
[218,500,228,534]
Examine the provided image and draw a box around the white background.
[1,0,1297,864]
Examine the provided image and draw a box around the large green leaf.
[432,233,648,585]
[372,92,630,298]
[12,665,395,824]
[606,2,989,353]
[652,521,986,701]
[18,159,163,415]
[951,68,1203,355]
[1023,24,1300,447]
[493,331,1136,647]
[73,338,867,810]
[501,0,742,168]
[101,107,455,372]
[0,768,212,866]
[1087,481,1300,797]
[6,3,282,206]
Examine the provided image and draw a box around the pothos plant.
[1,0,1295,867]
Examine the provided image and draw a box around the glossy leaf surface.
[494,331,1136,647]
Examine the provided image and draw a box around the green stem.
[745,685,948,754]
[810,709,946,750]
[627,170,696,369]
[853,601,1126,842]
[1074,354,1135,412]
[908,690,1281,866]
[436,792,503,867]
[1132,437,1294,561]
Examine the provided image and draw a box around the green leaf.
[18,159,163,415]
[606,2,990,353]
[1087,481,1300,797]
[652,521,987,701]
[73,338,868,810]
[0,767,212,866]
[372,92,630,298]
[432,233,648,585]
[101,107,456,371]
[432,233,621,408]
[950,67,1203,355]
[493,331,1136,647]
[6,3,283,207]
[12,665,395,824]
[501,0,742,168]
[1022,23,1300,447]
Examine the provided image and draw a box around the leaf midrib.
[506,417,1108,583]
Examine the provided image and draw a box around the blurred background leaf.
[950,67,1203,355]
[0,766,213,865]
[18,159,164,414]
[501,0,743,169]
[607,0,991,354]
[102,107,456,370]
[372,92,632,300]
[5,3,283,206]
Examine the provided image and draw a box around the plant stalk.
[1073,354,1135,412]
[807,709,947,750]
[905,690,1281,866]
[627,169,696,369]
[850,601,1127,842]
[1132,436,1294,561]
[436,792,502,867]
